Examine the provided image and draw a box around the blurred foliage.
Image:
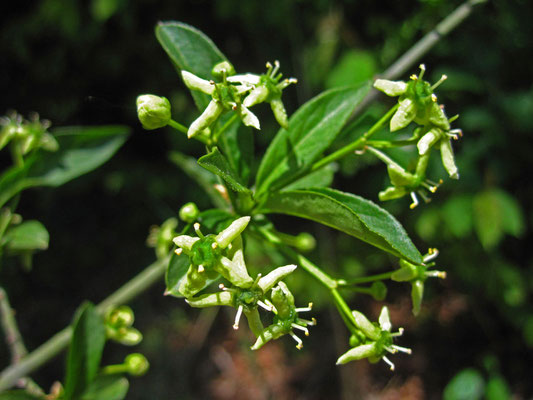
[1,0,532,398]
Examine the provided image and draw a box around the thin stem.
[366,139,418,148]
[168,119,209,145]
[337,271,394,286]
[213,114,238,143]
[0,257,168,392]
[331,289,357,335]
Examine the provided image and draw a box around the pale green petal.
[185,291,234,308]
[239,105,261,130]
[181,71,215,95]
[378,306,392,332]
[336,343,377,365]
[188,100,223,138]
[440,139,459,179]
[172,235,199,252]
[374,79,408,97]
[390,98,416,132]
[257,264,297,293]
[215,216,250,248]
[352,310,380,340]
[417,128,442,156]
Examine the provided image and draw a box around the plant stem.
[169,119,209,145]
[0,257,168,392]
[337,271,394,286]
[349,0,487,120]
[280,246,337,290]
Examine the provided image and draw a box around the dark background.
[1,0,532,398]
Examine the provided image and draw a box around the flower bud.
[124,353,149,376]
[136,95,171,130]
[211,61,236,79]
[179,202,200,223]
[105,305,135,328]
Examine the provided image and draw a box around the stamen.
[431,74,448,90]
[423,249,439,263]
[265,61,273,72]
[421,181,438,193]
[257,300,273,311]
[409,192,419,209]
[418,64,426,80]
[392,344,412,354]
[271,60,280,77]
[264,299,277,314]
[295,302,313,313]
[175,248,183,256]
[291,323,310,336]
[410,74,417,81]
[233,305,243,330]
[417,190,431,203]
[426,270,447,279]
[391,327,404,337]
[385,346,398,354]
[252,273,262,288]
[211,242,218,250]
[193,223,204,238]
[431,94,438,102]
[290,332,303,349]
[297,317,317,326]
[382,356,395,371]
[197,264,205,273]
[219,283,226,290]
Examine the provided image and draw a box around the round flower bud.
[136,95,171,130]
[211,61,235,79]
[179,202,200,223]
[105,305,135,328]
[124,353,149,376]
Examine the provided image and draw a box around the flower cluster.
[171,216,315,350]
[373,65,463,207]
[337,306,410,370]
[0,111,58,158]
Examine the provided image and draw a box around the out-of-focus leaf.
[473,189,525,249]
[485,376,511,400]
[2,220,49,251]
[64,303,106,400]
[259,188,422,263]
[523,315,533,348]
[165,252,191,298]
[443,368,485,400]
[414,207,440,241]
[442,194,473,238]
[0,391,43,400]
[325,50,376,89]
[283,163,337,191]
[155,22,226,110]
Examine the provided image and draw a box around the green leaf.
[0,391,43,400]
[485,376,511,400]
[255,83,370,196]
[283,163,336,191]
[156,22,227,110]
[169,151,227,209]
[81,375,129,400]
[64,302,107,400]
[443,368,485,400]
[442,194,473,239]
[0,163,31,209]
[258,188,422,263]
[325,50,376,89]
[197,209,235,232]
[26,125,129,188]
[2,220,49,251]
[198,147,251,193]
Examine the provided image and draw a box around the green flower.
[417,123,462,180]
[186,265,298,337]
[374,64,449,132]
[391,248,446,315]
[172,217,253,297]
[367,147,441,208]
[228,60,297,129]
[337,306,411,370]
[104,305,143,346]
[0,111,58,155]
[251,281,316,350]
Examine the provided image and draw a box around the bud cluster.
[373,65,462,208]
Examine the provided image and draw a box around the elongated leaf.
[156,22,227,110]
[2,220,49,251]
[64,302,107,400]
[258,188,422,263]
[198,147,250,193]
[26,125,129,188]
[0,163,31,208]
[283,162,337,191]
[255,83,370,196]
[81,376,129,400]
[169,151,227,209]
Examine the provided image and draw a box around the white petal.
[172,235,199,251]
[240,106,260,130]
[227,73,261,86]
[374,79,407,96]
[379,306,392,332]
[181,71,215,95]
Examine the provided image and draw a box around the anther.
[175,248,183,256]
[423,249,439,263]
[211,242,218,250]
[233,305,243,330]
[409,192,419,209]
[291,323,310,336]
[209,80,215,85]
[219,283,226,290]
[431,94,438,102]
[382,356,395,371]
[295,302,313,313]
[193,223,204,238]
[392,344,412,354]
[418,64,426,80]
[198,264,205,273]
[290,333,303,349]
